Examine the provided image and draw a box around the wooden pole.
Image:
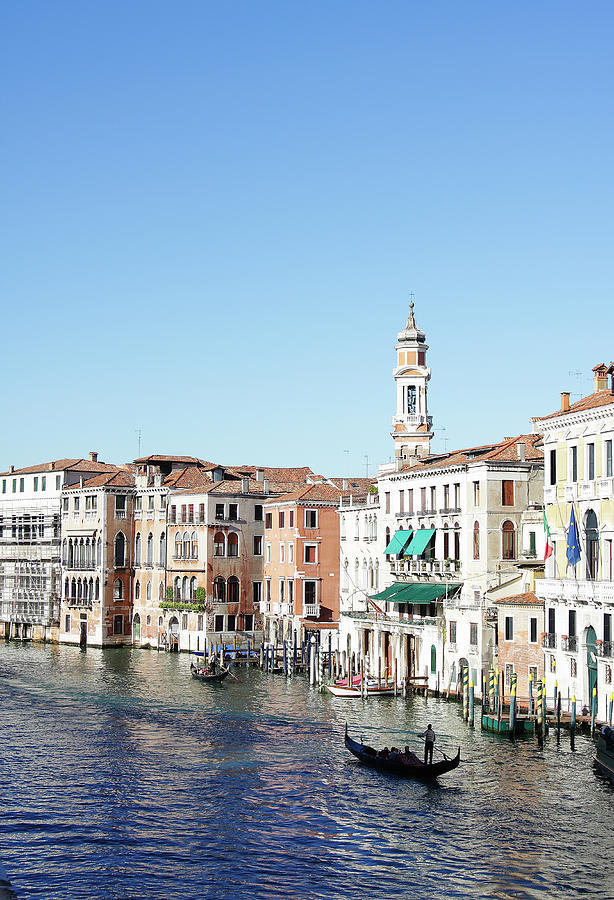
[528,672,533,715]
[463,666,469,721]
[394,657,398,696]
[570,695,576,751]
[360,657,365,697]
[591,686,597,736]
[378,656,381,690]
[509,681,516,738]
[536,680,543,749]
[469,678,475,727]
[556,691,561,742]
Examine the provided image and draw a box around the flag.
[367,594,384,615]
[543,510,553,560]
[566,506,581,567]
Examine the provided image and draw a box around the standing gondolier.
[420,724,435,764]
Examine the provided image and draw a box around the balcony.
[542,633,557,649]
[259,600,270,615]
[279,602,294,617]
[115,510,127,519]
[596,641,614,658]
[418,508,436,516]
[439,507,461,515]
[537,578,614,605]
[66,597,94,609]
[304,603,320,618]
[561,635,578,652]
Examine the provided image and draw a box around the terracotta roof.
[229,465,314,483]
[494,591,543,606]
[328,477,376,493]
[171,478,269,496]
[0,458,120,477]
[396,435,543,474]
[134,454,218,467]
[64,471,136,490]
[532,390,614,422]
[266,484,343,504]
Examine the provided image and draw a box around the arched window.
[64,577,69,599]
[586,509,599,579]
[146,581,152,602]
[79,539,85,568]
[95,577,100,601]
[97,538,102,566]
[77,578,82,600]
[191,531,198,559]
[183,532,190,559]
[62,540,68,566]
[443,524,449,559]
[146,615,151,626]
[502,521,516,560]
[385,527,391,559]
[227,533,238,558]
[135,580,140,600]
[214,532,225,557]
[214,576,226,601]
[375,559,379,590]
[88,577,93,601]
[453,524,460,561]
[159,532,166,566]
[113,578,123,599]
[190,576,197,600]
[158,616,163,627]
[68,539,74,567]
[135,533,142,566]
[182,576,189,600]
[431,644,437,674]
[228,576,239,604]
[146,533,153,565]
[174,531,182,559]
[473,521,480,560]
[343,560,349,591]
[159,581,164,600]
[114,532,125,566]
[71,578,77,599]
[174,576,181,600]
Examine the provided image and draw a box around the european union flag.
[566,506,581,567]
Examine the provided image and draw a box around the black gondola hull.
[190,665,230,683]
[344,729,460,780]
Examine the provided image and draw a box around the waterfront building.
[493,587,545,701]
[338,304,544,694]
[0,453,118,642]
[59,468,136,646]
[262,482,354,649]
[533,366,614,717]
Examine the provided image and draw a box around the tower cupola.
[391,300,433,462]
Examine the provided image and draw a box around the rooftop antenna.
[436,426,448,452]
[135,427,142,457]
[344,449,350,475]
[568,370,583,401]
[364,454,369,477]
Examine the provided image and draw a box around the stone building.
[533,365,614,716]
[0,453,118,642]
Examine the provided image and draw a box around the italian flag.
[544,510,553,560]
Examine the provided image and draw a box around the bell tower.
[391,300,433,463]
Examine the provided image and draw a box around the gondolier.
[420,724,435,764]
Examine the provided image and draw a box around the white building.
[533,365,614,717]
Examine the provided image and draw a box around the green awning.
[404,528,436,557]
[388,583,460,604]
[384,529,413,556]
[369,583,408,603]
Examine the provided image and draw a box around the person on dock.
[420,724,435,764]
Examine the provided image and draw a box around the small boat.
[344,725,460,780]
[328,682,395,698]
[595,725,614,781]
[190,662,230,683]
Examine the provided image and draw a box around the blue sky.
[2,2,613,477]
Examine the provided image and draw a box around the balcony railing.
[66,598,94,609]
[596,641,614,658]
[259,600,270,615]
[304,603,320,618]
[542,633,557,649]
[561,635,578,652]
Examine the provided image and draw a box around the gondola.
[344,724,460,780]
[190,662,230,683]
[595,725,614,781]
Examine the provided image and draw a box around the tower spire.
[391,300,433,463]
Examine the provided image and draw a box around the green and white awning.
[387,583,460,604]
[404,528,436,557]
[384,529,413,556]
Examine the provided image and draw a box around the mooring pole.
[591,686,597,736]
[570,695,576,751]
[468,678,475,728]
[536,680,543,749]
[509,681,516,738]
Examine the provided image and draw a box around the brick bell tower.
[391,300,433,463]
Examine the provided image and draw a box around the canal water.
[0,643,613,900]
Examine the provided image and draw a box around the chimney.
[263,479,270,495]
[49,462,54,470]
[89,451,98,463]
[342,478,348,491]
[8,465,14,473]
[517,441,526,461]
[241,477,250,494]
[561,392,570,412]
[80,476,84,487]
[256,469,264,482]
[593,364,608,392]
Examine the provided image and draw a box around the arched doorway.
[133,613,141,644]
[586,625,598,705]
[168,616,179,652]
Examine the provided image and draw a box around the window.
[74,497,80,513]
[229,504,238,521]
[529,531,536,556]
[385,492,390,514]
[214,615,224,632]
[607,440,613,478]
[55,475,61,490]
[470,623,478,647]
[549,449,556,485]
[135,534,142,566]
[588,443,595,481]
[135,581,141,600]
[502,521,516,560]
[571,446,578,482]
[41,475,46,490]
[12,479,16,493]
[34,477,38,491]
[505,664,514,689]
[505,616,514,641]
[454,483,460,508]
[227,615,236,631]
[114,533,126,566]
[289,542,294,563]
[421,487,427,511]
[159,532,166,565]
[175,532,182,558]
[570,657,577,678]
[430,487,436,511]
[265,543,271,563]
[305,509,318,528]
[135,496,143,511]
[449,621,457,643]
[430,645,436,674]
[253,536,263,556]
[199,503,205,523]
[407,489,413,513]
[244,614,254,631]
[214,532,225,556]
[443,484,450,509]
[279,511,285,528]
[605,613,612,645]
[502,481,514,506]
[280,543,285,563]
[399,490,404,514]
[148,495,155,510]
[113,615,123,635]
[181,614,188,630]
[183,532,190,559]
[113,578,123,599]
[304,544,317,563]
[65,614,71,633]
[568,609,577,637]
[254,505,263,521]
[289,510,294,527]
[473,521,480,560]
[197,614,204,631]
[227,576,239,604]
[181,505,187,523]
[19,478,24,492]
[227,533,238,557]
[530,617,538,643]
[265,513,272,529]
[213,577,226,601]
[146,582,152,602]
[304,581,317,606]
[188,504,194,523]
[216,504,224,520]
[252,582,262,604]
[170,505,176,523]
[1,480,5,493]
[288,580,294,605]
[279,580,285,603]
[191,532,198,559]
[529,665,538,686]
[115,495,126,516]
[473,481,480,505]
[586,509,599,580]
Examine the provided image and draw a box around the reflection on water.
[0,642,613,899]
